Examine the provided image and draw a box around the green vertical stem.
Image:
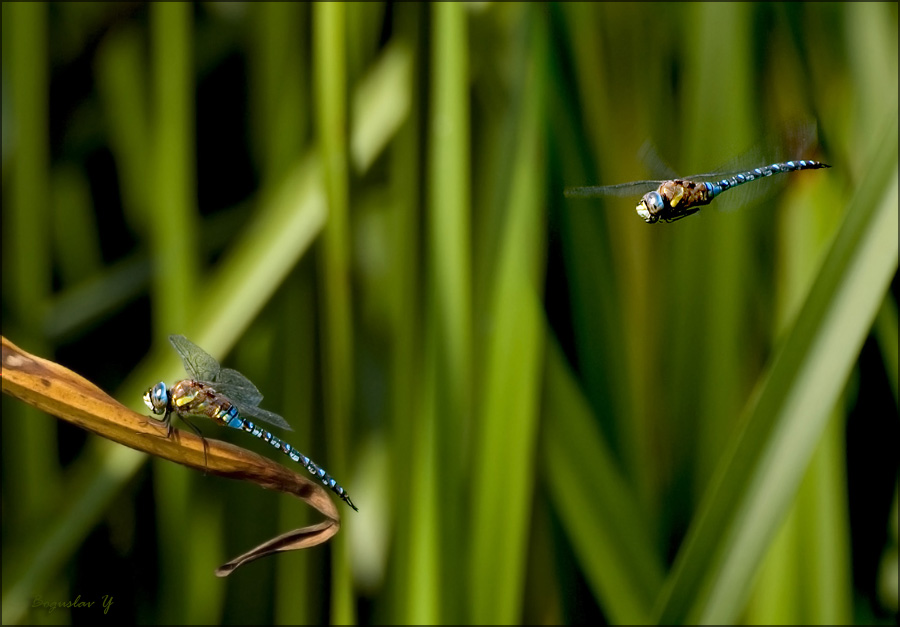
[386,4,435,622]
[428,3,472,620]
[429,1,472,446]
[404,322,442,624]
[276,268,318,624]
[5,2,49,332]
[150,3,196,623]
[555,2,644,512]
[678,2,757,497]
[248,3,315,621]
[468,8,547,622]
[4,0,57,545]
[95,24,151,235]
[249,2,307,185]
[150,1,196,334]
[313,2,355,624]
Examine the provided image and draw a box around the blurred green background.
[2,2,898,624]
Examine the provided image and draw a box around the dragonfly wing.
[169,335,221,381]
[564,180,664,199]
[684,164,811,213]
[232,400,293,431]
[214,367,265,407]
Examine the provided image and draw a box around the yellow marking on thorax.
[174,394,195,408]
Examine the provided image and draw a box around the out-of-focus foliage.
[2,2,897,624]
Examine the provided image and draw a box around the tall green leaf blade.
[424,3,472,623]
[468,9,547,622]
[544,337,664,624]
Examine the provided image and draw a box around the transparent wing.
[214,367,264,407]
[169,334,221,381]
[564,180,664,199]
[168,335,292,431]
[231,400,293,431]
[641,119,821,182]
[563,170,765,199]
[683,163,814,214]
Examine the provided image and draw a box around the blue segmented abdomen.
[225,415,358,512]
[705,160,829,200]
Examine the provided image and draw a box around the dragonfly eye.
[143,382,169,414]
[637,191,663,223]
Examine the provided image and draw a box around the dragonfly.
[143,334,357,512]
[564,159,830,223]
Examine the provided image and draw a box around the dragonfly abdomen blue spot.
[706,181,724,198]
[223,406,242,428]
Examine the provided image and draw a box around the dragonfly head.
[143,382,169,415]
[636,191,663,224]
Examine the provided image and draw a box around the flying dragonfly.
[143,334,357,511]
[565,159,830,223]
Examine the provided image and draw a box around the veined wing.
[214,367,264,407]
[680,165,779,183]
[168,334,293,431]
[564,179,666,199]
[169,334,221,381]
[563,170,764,199]
[169,335,264,405]
[231,400,293,431]
[680,161,822,213]
[215,368,292,430]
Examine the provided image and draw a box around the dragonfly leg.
[143,410,173,439]
[144,410,210,470]
[174,414,210,469]
[665,206,702,222]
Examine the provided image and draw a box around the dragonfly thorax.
[143,382,169,415]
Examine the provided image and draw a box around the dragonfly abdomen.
[232,417,359,512]
[706,159,829,200]
[165,379,358,511]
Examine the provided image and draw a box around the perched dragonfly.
[143,334,357,511]
[565,159,830,223]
